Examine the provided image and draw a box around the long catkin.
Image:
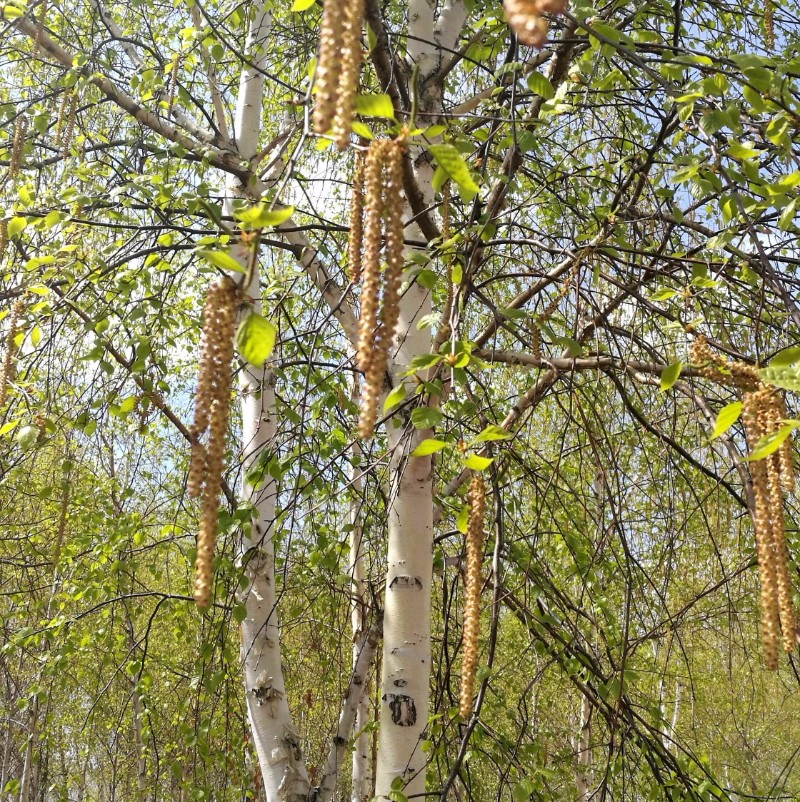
[0,298,24,408]
[192,278,240,610]
[357,139,405,440]
[460,474,485,719]
[692,337,796,666]
[348,151,365,284]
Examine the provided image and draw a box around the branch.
[313,619,382,802]
[11,15,244,178]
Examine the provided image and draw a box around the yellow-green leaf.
[0,419,20,436]
[760,364,800,391]
[7,217,26,238]
[464,454,492,471]
[236,312,277,367]
[474,424,511,443]
[235,204,294,229]
[748,425,794,461]
[660,361,682,391]
[383,383,406,414]
[526,72,554,100]
[428,144,479,197]
[410,438,448,457]
[197,249,245,273]
[354,93,395,120]
[710,401,742,439]
[290,0,315,11]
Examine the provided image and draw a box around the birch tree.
[2,0,800,800]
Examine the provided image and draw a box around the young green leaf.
[383,383,406,414]
[660,361,682,391]
[747,424,795,461]
[354,93,395,119]
[197,249,245,273]
[236,313,277,367]
[410,439,448,457]
[464,454,492,471]
[235,204,294,229]
[710,401,742,439]
[769,346,800,368]
[428,144,479,196]
[760,365,800,391]
[474,424,511,443]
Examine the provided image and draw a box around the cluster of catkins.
[503,0,567,48]
[188,277,241,610]
[0,298,24,408]
[350,139,405,439]
[460,473,485,719]
[690,335,796,669]
[531,259,580,360]
[312,0,365,149]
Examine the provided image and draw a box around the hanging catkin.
[357,139,405,439]
[0,298,24,408]
[190,277,240,610]
[764,0,774,49]
[356,140,385,375]
[60,94,77,159]
[692,336,796,666]
[503,0,567,48]
[331,0,366,150]
[167,55,181,114]
[312,0,347,136]
[8,115,27,178]
[0,220,8,263]
[54,91,70,147]
[460,473,485,719]
[348,150,366,284]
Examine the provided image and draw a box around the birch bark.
[222,4,310,800]
[373,1,466,796]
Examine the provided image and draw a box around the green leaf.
[383,383,406,414]
[648,288,677,301]
[456,505,469,534]
[235,204,294,228]
[410,407,443,429]
[760,365,800,392]
[197,249,245,273]
[290,0,315,10]
[428,145,479,197]
[727,141,760,161]
[660,361,682,392]
[354,93,395,119]
[351,121,373,140]
[7,216,26,238]
[710,401,742,440]
[464,454,492,471]
[236,313,277,367]
[474,424,511,443]
[410,438,448,457]
[769,347,800,368]
[513,779,536,802]
[748,425,794,461]
[16,425,39,452]
[526,72,554,100]
[0,419,20,436]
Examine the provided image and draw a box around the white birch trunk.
[349,401,373,802]
[374,2,466,796]
[222,4,310,800]
[574,693,591,802]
